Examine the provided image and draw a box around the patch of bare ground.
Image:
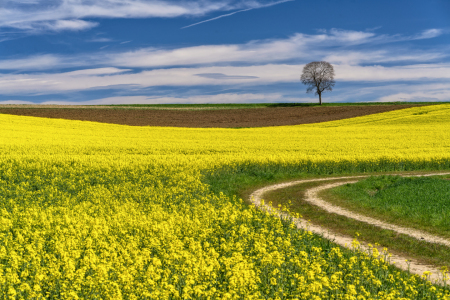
[0,104,424,127]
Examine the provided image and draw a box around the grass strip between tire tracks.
[322,175,450,238]
[258,174,450,270]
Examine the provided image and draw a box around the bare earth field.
[0,104,423,127]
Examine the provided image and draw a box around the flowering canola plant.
[0,105,450,299]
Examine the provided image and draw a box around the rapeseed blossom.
[0,105,449,298]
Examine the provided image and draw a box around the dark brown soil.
[0,105,424,128]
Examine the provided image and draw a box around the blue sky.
[0,0,449,104]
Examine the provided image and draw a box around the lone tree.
[301,61,335,105]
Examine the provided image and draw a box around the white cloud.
[105,34,311,67]
[88,37,113,43]
[377,92,450,102]
[0,28,446,71]
[336,63,450,81]
[195,73,259,79]
[0,0,286,33]
[376,83,450,102]
[63,67,131,76]
[2,63,450,96]
[0,54,63,70]
[2,16,99,33]
[0,27,448,103]
[0,33,303,70]
[47,93,287,105]
[0,65,286,94]
[414,28,443,40]
[327,28,375,43]
[181,0,293,29]
[107,29,431,68]
[0,93,292,105]
[45,19,98,31]
[324,50,446,65]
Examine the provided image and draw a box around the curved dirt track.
[249,172,450,285]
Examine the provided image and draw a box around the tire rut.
[249,172,450,285]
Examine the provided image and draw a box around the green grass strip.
[261,180,450,270]
[324,175,450,238]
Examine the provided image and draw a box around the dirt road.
[249,173,450,285]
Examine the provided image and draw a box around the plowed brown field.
[0,104,424,127]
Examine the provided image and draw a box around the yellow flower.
[0,105,449,298]
[270,277,277,285]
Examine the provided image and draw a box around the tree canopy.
[301,61,335,105]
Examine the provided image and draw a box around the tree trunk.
[318,92,322,105]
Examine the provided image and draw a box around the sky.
[0,0,449,105]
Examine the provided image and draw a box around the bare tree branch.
[301,61,335,105]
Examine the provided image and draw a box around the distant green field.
[326,175,450,237]
[1,101,448,110]
[102,101,450,109]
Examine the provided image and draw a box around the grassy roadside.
[247,173,450,270]
[204,162,450,204]
[322,175,450,239]
[203,168,450,270]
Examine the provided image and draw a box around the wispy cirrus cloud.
[0,0,291,33]
[0,54,66,70]
[376,83,450,102]
[104,29,447,68]
[12,19,99,33]
[195,73,259,79]
[181,0,294,29]
[0,93,289,105]
[106,31,369,68]
[87,37,114,43]
[2,63,450,96]
[414,28,443,40]
[0,27,448,103]
[323,49,447,65]
[0,28,445,71]
[336,63,450,81]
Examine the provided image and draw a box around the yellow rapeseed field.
[0,104,450,299]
